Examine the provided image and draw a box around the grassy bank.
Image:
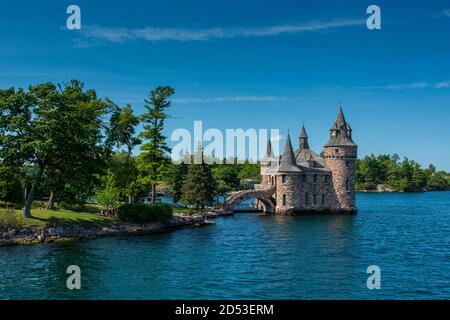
[1,208,114,229]
[0,204,199,230]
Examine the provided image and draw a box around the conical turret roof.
[325,106,357,147]
[299,124,310,150]
[265,138,274,158]
[277,134,301,172]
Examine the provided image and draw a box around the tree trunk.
[23,164,45,218]
[128,195,133,204]
[150,184,157,204]
[45,191,55,210]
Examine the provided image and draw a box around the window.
[281,175,287,184]
[313,194,317,206]
[346,160,350,168]
[321,194,325,205]
[335,148,340,154]
[305,192,309,205]
[282,194,287,206]
[324,175,330,183]
[271,176,274,185]
[301,174,307,183]
[346,179,350,191]
[313,174,317,183]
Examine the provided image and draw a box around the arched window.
[305,192,309,205]
[321,194,325,205]
[313,194,317,205]
[282,194,287,206]
[281,175,287,184]
[346,178,349,191]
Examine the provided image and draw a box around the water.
[1,192,449,300]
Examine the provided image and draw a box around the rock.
[376,184,395,192]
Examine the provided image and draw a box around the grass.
[0,207,115,229]
[172,207,193,214]
[1,202,196,231]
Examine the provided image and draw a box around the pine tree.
[181,147,216,220]
[138,86,174,204]
[171,162,188,203]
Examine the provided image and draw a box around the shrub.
[117,203,173,223]
[0,208,21,230]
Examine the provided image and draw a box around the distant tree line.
[356,154,450,192]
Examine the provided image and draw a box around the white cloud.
[357,81,450,91]
[443,9,450,17]
[79,19,363,43]
[357,82,429,90]
[435,80,450,88]
[173,96,288,104]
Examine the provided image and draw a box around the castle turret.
[324,106,357,212]
[275,134,301,213]
[299,124,309,150]
[260,137,275,185]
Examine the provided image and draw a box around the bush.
[117,203,173,223]
[0,208,20,230]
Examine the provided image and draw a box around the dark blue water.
[1,192,449,300]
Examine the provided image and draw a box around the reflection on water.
[1,192,450,299]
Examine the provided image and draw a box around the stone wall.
[274,171,336,214]
[324,146,357,212]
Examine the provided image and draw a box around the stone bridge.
[223,187,276,213]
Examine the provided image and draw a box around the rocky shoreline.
[0,211,231,247]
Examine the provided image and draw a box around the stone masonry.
[257,106,358,215]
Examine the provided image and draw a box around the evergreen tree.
[181,147,217,220]
[138,86,175,204]
[170,162,188,203]
[95,172,120,208]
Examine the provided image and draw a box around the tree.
[212,164,240,195]
[107,152,141,203]
[170,162,188,203]
[105,100,141,157]
[0,165,24,206]
[181,147,217,220]
[0,81,109,218]
[138,86,174,204]
[95,172,120,208]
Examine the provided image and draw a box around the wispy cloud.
[442,9,450,17]
[435,80,450,88]
[357,81,450,90]
[78,18,363,43]
[173,96,289,104]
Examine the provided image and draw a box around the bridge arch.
[224,188,276,213]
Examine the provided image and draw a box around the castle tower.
[299,124,310,150]
[260,138,274,185]
[324,106,358,212]
[275,134,301,213]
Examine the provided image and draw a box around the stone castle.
[257,106,358,215]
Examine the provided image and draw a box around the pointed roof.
[277,134,301,172]
[300,124,308,138]
[299,124,310,150]
[265,138,274,158]
[334,106,347,129]
[325,106,357,147]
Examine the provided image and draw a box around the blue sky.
[1,0,450,170]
